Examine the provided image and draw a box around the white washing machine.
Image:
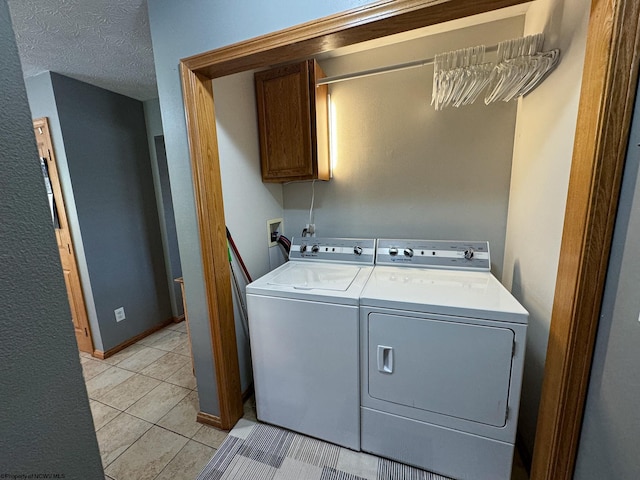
[359,239,528,480]
[246,237,375,450]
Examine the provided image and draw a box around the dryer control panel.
[376,239,490,271]
[290,237,376,265]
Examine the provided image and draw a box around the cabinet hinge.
[84,328,88,336]
[68,244,71,255]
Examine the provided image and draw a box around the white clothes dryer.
[246,237,375,450]
[359,239,528,480]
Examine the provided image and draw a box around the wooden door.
[34,118,93,353]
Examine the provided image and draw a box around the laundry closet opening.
[179,0,635,478]
[210,0,560,447]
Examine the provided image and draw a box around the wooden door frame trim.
[179,3,639,477]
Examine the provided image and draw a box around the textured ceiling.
[8,0,157,101]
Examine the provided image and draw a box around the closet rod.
[317,44,499,86]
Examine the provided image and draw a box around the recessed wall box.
[267,218,284,247]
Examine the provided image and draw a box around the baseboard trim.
[197,411,224,429]
[173,314,185,323]
[93,317,175,359]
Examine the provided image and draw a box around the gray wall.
[50,73,172,351]
[284,17,524,278]
[147,0,375,415]
[143,99,183,319]
[154,136,183,317]
[24,71,104,350]
[0,1,103,476]
[573,76,640,480]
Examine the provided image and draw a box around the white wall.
[213,71,285,392]
[147,0,377,414]
[284,17,524,277]
[502,0,590,455]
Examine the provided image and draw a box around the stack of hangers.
[431,34,560,110]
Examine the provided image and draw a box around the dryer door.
[367,312,514,427]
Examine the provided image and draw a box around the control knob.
[311,244,320,253]
[404,248,414,258]
[389,247,398,256]
[300,244,307,253]
[354,246,363,256]
[464,248,474,260]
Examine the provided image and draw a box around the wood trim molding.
[197,411,223,430]
[182,0,530,79]
[530,1,640,479]
[92,317,174,359]
[172,314,186,323]
[180,63,243,430]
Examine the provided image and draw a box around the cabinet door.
[255,60,328,182]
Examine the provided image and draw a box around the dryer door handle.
[377,345,394,374]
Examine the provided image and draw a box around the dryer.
[246,237,375,450]
[359,239,528,480]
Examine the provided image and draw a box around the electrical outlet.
[114,307,126,322]
[305,224,315,236]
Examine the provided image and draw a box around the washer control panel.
[376,239,490,271]
[290,237,376,265]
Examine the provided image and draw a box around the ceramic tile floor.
[81,321,528,480]
[80,321,254,480]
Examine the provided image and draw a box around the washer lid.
[361,266,528,323]
[268,263,361,291]
[247,261,373,305]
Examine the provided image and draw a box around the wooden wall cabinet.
[255,59,330,183]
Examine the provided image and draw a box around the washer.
[359,239,528,480]
[246,237,375,450]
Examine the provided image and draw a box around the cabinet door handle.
[377,345,394,374]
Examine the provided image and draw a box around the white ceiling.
[8,0,157,101]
